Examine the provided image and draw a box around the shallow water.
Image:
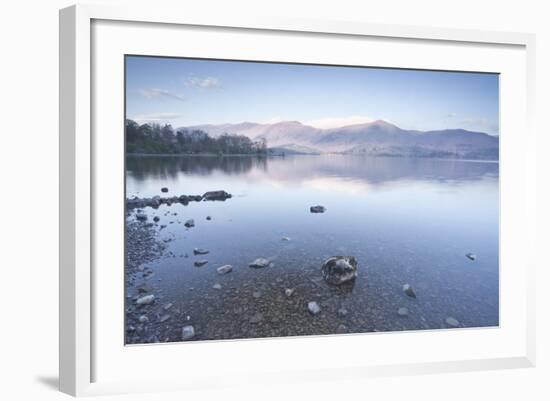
[125,155,499,344]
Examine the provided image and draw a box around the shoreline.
[127,153,275,158]
[126,152,499,163]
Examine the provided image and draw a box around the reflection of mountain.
[183,120,499,160]
[127,155,498,188]
[255,155,499,188]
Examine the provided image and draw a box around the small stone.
[135,294,155,305]
[310,205,326,213]
[249,258,271,269]
[193,248,209,255]
[194,260,208,267]
[160,314,171,323]
[213,283,222,290]
[163,303,173,310]
[137,283,153,293]
[397,307,409,317]
[184,219,195,228]
[337,308,348,317]
[153,216,160,222]
[217,265,233,274]
[336,324,348,333]
[308,301,321,315]
[206,216,212,221]
[181,325,195,340]
[466,253,476,261]
[281,236,291,241]
[161,187,168,193]
[136,213,147,221]
[138,315,149,323]
[403,284,417,298]
[249,312,263,324]
[127,325,136,332]
[252,291,261,299]
[445,317,460,327]
[285,288,294,297]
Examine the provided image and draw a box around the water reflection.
[127,154,498,188]
[127,155,268,180]
[125,154,499,344]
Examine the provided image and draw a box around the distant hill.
[268,144,321,156]
[179,119,499,160]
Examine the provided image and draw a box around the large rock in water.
[321,256,358,285]
[202,190,232,201]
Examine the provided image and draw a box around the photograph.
[124,55,500,344]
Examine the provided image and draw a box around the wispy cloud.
[185,76,221,89]
[132,112,183,124]
[305,115,374,129]
[139,88,185,102]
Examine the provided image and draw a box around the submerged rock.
[249,258,271,269]
[308,301,321,315]
[194,260,208,267]
[153,216,160,223]
[466,253,476,261]
[403,284,417,298]
[321,256,358,285]
[249,312,264,324]
[397,307,409,317]
[281,236,291,241]
[336,324,348,334]
[217,264,233,274]
[310,205,326,213]
[445,317,460,327]
[202,190,232,201]
[135,294,155,306]
[137,282,153,293]
[181,325,195,340]
[193,248,209,255]
[184,219,195,228]
[337,308,348,317]
[206,216,212,221]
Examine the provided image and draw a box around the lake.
[125,154,499,344]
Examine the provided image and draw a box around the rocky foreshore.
[125,192,475,343]
[126,190,232,210]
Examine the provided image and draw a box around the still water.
[125,155,499,343]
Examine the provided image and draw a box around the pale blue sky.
[125,55,499,134]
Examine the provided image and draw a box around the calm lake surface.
[125,155,499,344]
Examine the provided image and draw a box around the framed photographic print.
[59,4,536,396]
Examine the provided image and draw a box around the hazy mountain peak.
[177,118,498,160]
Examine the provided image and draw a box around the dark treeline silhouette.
[126,119,267,155]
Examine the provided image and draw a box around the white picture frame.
[59,4,536,397]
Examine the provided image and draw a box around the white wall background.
[0,0,547,399]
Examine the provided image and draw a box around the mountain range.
[179,120,499,159]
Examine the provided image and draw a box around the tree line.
[126,119,267,155]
